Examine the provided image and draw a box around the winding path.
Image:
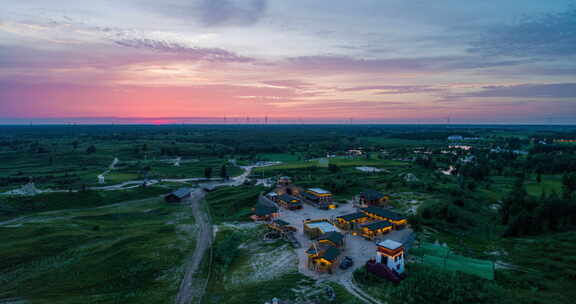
[339,276,385,304]
[174,189,212,304]
[174,165,261,304]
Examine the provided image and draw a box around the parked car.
[339,256,354,270]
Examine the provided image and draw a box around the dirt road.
[175,189,212,304]
[338,276,385,304]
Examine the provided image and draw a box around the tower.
[376,240,405,274]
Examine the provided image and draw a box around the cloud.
[146,0,268,27]
[338,85,444,95]
[199,0,267,26]
[112,37,254,62]
[469,6,576,57]
[459,83,576,98]
[285,54,528,74]
[260,79,312,89]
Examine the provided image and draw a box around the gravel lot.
[271,199,413,281]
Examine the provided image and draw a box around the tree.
[86,145,96,154]
[204,167,213,179]
[220,164,228,180]
[562,172,576,200]
[328,163,340,173]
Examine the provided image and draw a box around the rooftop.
[318,231,344,245]
[337,212,369,222]
[361,220,392,231]
[168,188,192,198]
[361,206,406,221]
[308,188,331,194]
[305,221,339,233]
[377,239,403,250]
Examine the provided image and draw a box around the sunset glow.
[1,1,575,124]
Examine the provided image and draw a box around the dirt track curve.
[175,189,212,304]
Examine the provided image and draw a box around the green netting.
[414,242,494,280]
[411,243,450,257]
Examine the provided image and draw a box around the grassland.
[204,185,267,223]
[0,196,195,304]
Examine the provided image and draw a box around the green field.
[257,153,301,162]
[0,196,195,304]
[205,185,267,223]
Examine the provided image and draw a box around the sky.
[0,0,575,124]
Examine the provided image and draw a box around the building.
[251,201,279,222]
[335,212,370,230]
[317,231,345,248]
[302,188,335,209]
[448,135,463,141]
[358,189,389,207]
[306,244,341,273]
[303,219,339,239]
[267,219,297,233]
[275,194,303,210]
[277,176,292,186]
[376,240,405,274]
[358,220,393,239]
[164,188,192,203]
[361,206,408,229]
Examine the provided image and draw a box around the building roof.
[320,246,341,262]
[254,202,278,216]
[278,194,300,202]
[308,188,331,194]
[337,212,369,222]
[168,188,192,198]
[361,220,393,231]
[360,189,385,201]
[361,206,406,221]
[305,221,339,233]
[318,231,344,245]
[377,239,403,250]
[273,219,290,226]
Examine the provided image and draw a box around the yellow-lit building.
[306,244,341,273]
[302,188,336,209]
[335,212,370,230]
[359,220,393,239]
[361,206,408,229]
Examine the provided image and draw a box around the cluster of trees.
[213,231,245,273]
[501,174,576,237]
[353,264,510,304]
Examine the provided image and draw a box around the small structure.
[335,212,370,230]
[302,188,335,209]
[274,194,303,210]
[358,189,389,207]
[448,135,463,141]
[376,240,405,274]
[361,206,408,229]
[306,244,341,273]
[358,220,393,239]
[164,188,192,203]
[277,176,292,186]
[251,199,279,222]
[303,219,339,239]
